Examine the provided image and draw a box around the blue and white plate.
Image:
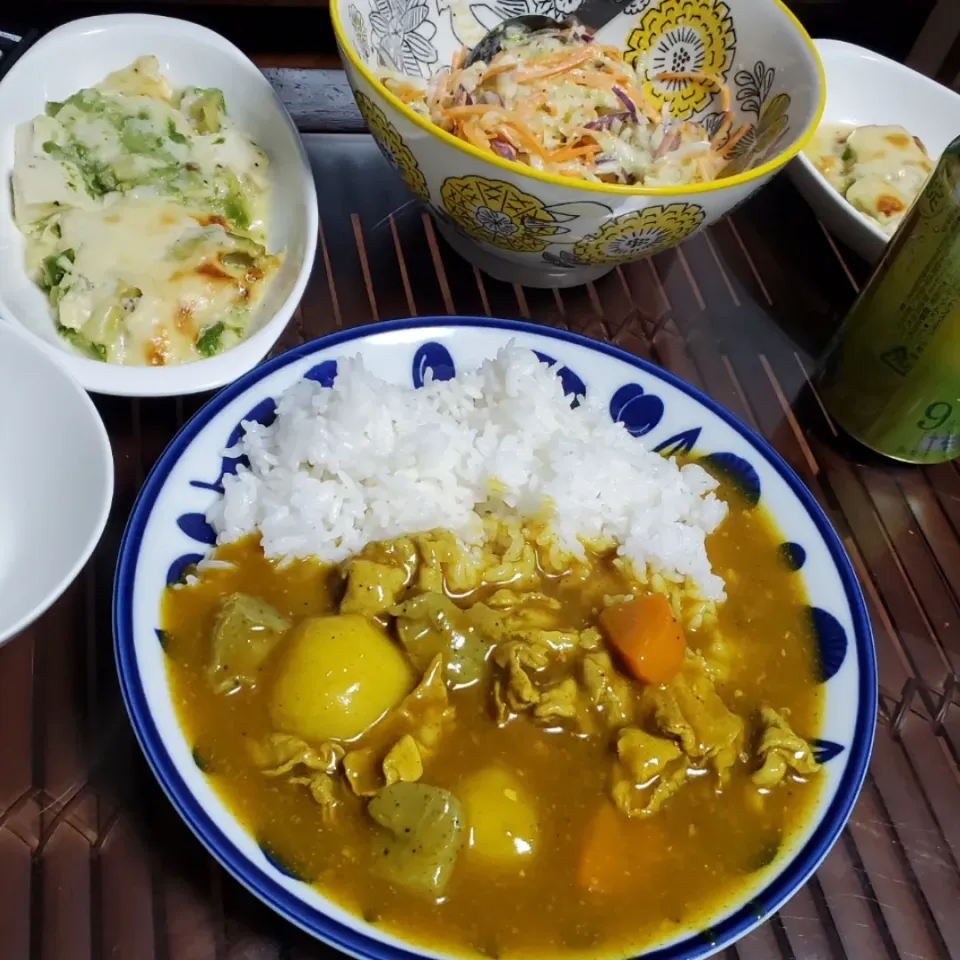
[114,318,875,960]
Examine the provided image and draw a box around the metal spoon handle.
[572,0,630,31]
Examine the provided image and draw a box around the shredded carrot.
[710,113,733,149]
[392,85,425,103]
[719,122,752,157]
[567,70,618,90]
[595,43,624,60]
[550,142,601,163]
[394,29,742,185]
[479,61,518,80]
[515,48,599,82]
[461,117,491,150]
[442,103,504,118]
[502,121,550,158]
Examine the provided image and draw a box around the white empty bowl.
[0,14,318,397]
[788,39,960,263]
[0,323,113,646]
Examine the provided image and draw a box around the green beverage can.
[817,135,960,463]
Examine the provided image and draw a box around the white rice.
[208,345,729,600]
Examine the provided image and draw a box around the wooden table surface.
[2,55,960,960]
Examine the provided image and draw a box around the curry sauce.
[162,483,822,959]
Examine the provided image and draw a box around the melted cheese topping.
[804,123,934,235]
[11,55,281,365]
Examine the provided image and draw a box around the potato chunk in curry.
[460,766,539,865]
[270,614,416,741]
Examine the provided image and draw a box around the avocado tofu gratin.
[11,56,281,365]
[161,349,824,958]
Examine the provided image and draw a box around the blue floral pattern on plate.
[166,552,204,586]
[306,360,339,387]
[811,739,844,765]
[412,342,455,386]
[653,426,702,457]
[699,451,761,507]
[610,382,665,437]
[176,513,217,545]
[533,350,587,402]
[189,397,277,495]
[779,542,807,571]
[808,606,848,683]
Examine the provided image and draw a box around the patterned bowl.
[115,318,875,960]
[330,0,824,288]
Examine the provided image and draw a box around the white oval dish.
[0,14,318,397]
[115,318,875,960]
[788,38,960,263]
[0,323,113,646]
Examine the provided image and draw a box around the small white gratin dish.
[787,38,960,263]
[0,14,318,397]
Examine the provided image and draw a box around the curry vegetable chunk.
[162,487,823,959]
[270,615,416,741]
[368,782,465,896]
[460,766,539,865]
[209,592,289,693]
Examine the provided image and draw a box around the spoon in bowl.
[463,0,628,68]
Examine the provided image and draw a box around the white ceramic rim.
[0,323,114,644]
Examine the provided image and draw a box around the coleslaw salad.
[380,24,753,186]
[332,0,826,197]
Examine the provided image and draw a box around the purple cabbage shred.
[583,111,631,130]
[490,138,517,161]
[613,86,638,122]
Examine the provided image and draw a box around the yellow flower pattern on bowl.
[572,203,706,264]
[439,176,566,253]
[354,90,430,201]
[625,0,736,120]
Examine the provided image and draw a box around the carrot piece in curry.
[577,801,634,893]
[599,593,686,684]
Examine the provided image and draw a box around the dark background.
[15,0,942,69]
